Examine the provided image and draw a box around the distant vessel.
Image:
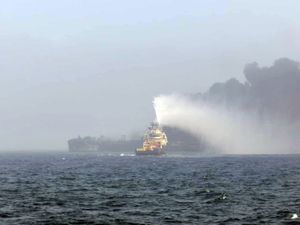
[68,136,141,153]
[68,125,202,154]
[135,122,168,156]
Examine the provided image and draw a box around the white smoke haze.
[154,94,300,154]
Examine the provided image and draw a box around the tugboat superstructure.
[135,122,168,156]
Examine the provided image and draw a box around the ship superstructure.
[135,122,168,156]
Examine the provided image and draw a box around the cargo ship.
[135,122,168,156]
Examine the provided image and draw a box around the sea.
[0,153,300,225]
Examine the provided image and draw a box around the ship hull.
[135,148,165,156]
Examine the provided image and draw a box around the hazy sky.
[1,0,300,149]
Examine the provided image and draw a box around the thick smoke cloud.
[203,58,300,121]
[154,58,300,154]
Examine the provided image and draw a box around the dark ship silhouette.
[68,126,206,155]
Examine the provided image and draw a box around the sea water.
[0,153,299,224]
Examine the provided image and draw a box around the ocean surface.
[0,153,300,225]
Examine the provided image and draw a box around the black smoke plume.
[155,58,300,154]
[203,58,300,121]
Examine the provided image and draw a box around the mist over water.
[154,58,300,154]
[154,94,300,154]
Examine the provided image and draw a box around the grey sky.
[0,0,300,150]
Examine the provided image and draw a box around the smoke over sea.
[154,58,300,154]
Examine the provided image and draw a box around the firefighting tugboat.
[135,122,168,156]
